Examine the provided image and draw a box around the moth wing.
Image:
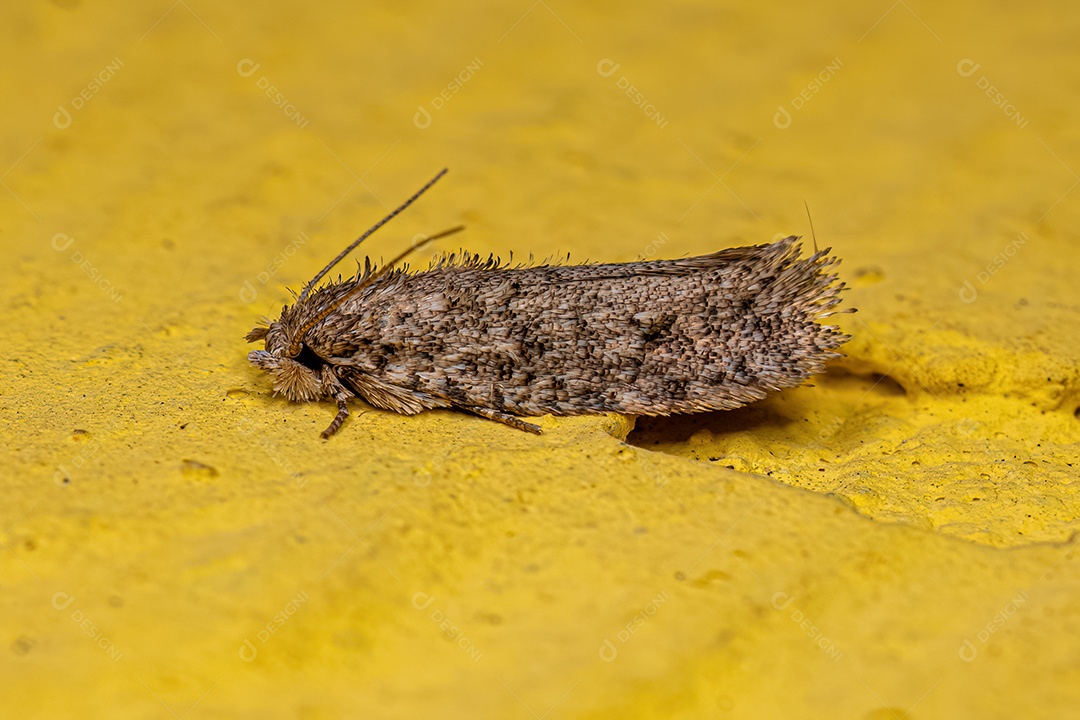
[550,238,800,282]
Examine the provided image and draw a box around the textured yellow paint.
[2,1,1079,718]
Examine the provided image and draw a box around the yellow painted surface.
[2,1,1078,718]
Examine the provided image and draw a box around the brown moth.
[246,169,851,438]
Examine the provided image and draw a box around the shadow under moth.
[246,169,851,438]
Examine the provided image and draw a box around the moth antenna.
[286,225,465,357]
[803,201,816,257]
[298,168,449,304]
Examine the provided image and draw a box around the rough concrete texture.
[2,1,1078,718]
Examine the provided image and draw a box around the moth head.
[242,170,460,409]
[246,317,325,402]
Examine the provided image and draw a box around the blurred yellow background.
[1,1,1078,718]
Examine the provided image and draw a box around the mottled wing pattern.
[299,237,847,419]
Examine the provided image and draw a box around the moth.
[246,169,851,438]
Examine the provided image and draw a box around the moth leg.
[320,366,355,440]
[462,406,543,435]
[321,398,350,440]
